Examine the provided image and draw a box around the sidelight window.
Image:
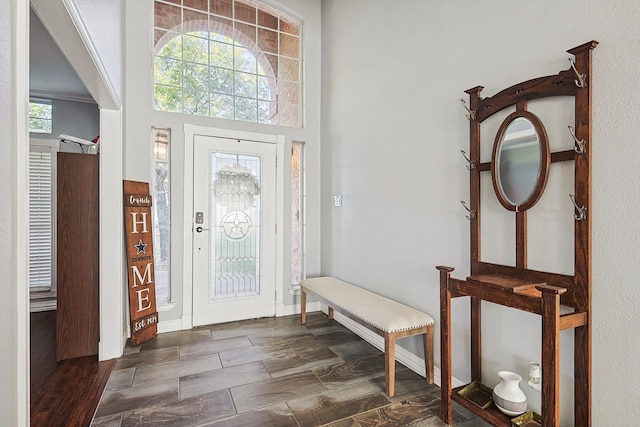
[152,128,171,304]
[291,141,305,285]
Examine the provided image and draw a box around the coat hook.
[569,58,587,88]
[569,194,587,221]
[461,150,476,170]
[460,99,476,121]
[460,200,477,220]
[568,125,587,154]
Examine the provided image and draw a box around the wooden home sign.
[123,180,158,345]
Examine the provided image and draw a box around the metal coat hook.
[460,200,477,220]
[569,194,587,221]
[461,150,476,170]
[460,99,476,121]
[568,125,587,154]
[569,58,587,88]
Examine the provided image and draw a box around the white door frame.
[32,0,125,362]
[182,124,285,330]
[13,1,123,423]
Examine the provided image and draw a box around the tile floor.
[91,312,489,427]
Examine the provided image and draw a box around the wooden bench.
[300,276,434,397]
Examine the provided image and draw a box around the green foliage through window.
[29,100,52,134]
[153,0,301,127]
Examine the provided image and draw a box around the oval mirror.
[491,111,550,212]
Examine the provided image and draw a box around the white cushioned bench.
[300,276,434,397]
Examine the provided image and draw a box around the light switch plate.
[333,195,342,207]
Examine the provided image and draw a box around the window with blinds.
[29,142,58,296]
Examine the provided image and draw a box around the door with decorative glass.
[192,135,276,326]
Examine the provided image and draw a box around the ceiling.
[30,7,94,103]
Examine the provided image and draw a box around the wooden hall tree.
[438,41,597,427]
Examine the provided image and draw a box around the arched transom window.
[154,0,301,127]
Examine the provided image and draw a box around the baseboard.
[157,318,183,334]
[158,304,322,334]
[330,310,465,388]
[276,301,321,317]
[181,314,193,330]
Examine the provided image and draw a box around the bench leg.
[385,332,396,397]
[328,306,334,320]
[424,325,434,384]
[301,290,307,325]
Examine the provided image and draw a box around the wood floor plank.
[34,312,491,427]
[30,311,115,427]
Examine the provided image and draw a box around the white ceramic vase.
[492,370,527,416]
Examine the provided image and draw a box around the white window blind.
[29,143,57,294]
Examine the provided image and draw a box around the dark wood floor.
[32,311,488,426]
[30,311,115,427]
[92,312,488,426]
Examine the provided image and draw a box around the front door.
[192,135,276,326]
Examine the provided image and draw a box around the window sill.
[157,302,176,312]
[289,284,301,295]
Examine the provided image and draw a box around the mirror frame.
[491,110,551,212]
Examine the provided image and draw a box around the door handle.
[195,226,209,233]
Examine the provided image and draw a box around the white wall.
[31,0,121,110]
[0,0,29,425]
[321,0,640,425]
[124,0,322,325]
[72,0,124,102]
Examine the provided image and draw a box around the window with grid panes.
[29,99,52,134]
[153,0,301,127]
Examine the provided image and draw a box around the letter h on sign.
[130,212,149,233]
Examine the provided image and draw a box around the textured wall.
[321,0,640,425]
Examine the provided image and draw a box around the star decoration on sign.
[134,238,148,255]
